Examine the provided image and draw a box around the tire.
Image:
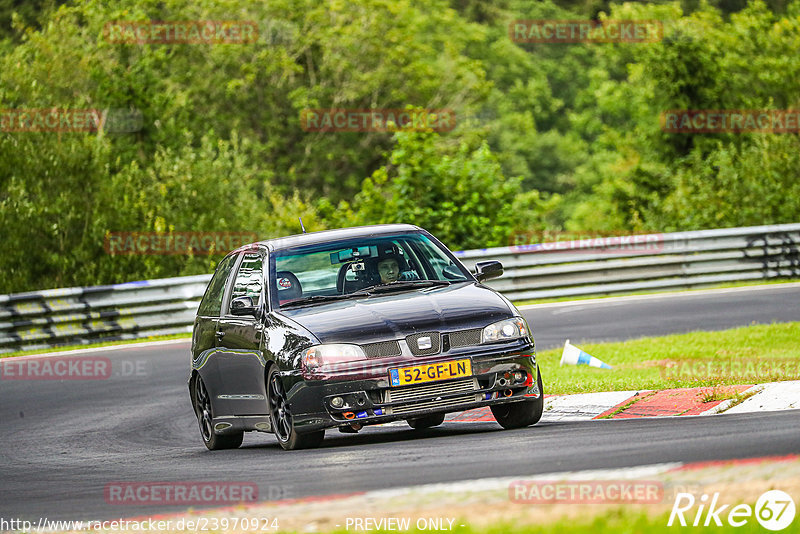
[490,369,544,430]
[407,413,446,429]
[267,366,325,451]
[193,376,243,450]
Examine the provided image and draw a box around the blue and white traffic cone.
[560,339,612,369]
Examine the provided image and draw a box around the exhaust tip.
[503,389,513,397]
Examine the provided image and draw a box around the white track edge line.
[1,337,191,360]
[518,282,800,310]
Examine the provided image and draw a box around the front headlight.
[303,344,366,369]
[482,317,529,343]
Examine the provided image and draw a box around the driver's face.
[377,258,399,283]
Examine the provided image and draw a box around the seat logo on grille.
[417,336,432,350]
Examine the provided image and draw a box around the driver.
[375,253,419,284]
[377,256,401,284]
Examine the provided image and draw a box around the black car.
[189,224,543,450]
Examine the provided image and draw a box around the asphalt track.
[1,284,799,521]
[524,283,800,350]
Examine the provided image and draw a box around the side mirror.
[474,260,504,282]
[230,295,258,316]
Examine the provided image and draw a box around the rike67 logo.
[669,490,796,530]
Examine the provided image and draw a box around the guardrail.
[454,223,800,301]
[2,223,799,354]
[0,275,211,354]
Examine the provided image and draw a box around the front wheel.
[267,366,324,451]
[193,376,243,450]
[491,369,544,429]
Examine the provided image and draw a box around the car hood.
[277,282,515,344]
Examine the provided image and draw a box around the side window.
[198,254,237,317]
[411,235,470,281]
[229,253,264,310]
[394,241,422,279]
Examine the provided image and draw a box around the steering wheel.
[336,262,379,293]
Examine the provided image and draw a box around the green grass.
[513,278,800,307]
[711,388,762,413]
[537,322,800,395]
[595,393,650,419]
[0,333,191,358]
[698,385,753,403]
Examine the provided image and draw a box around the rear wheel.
[193,376,243,450]
[407,413,446,429]
[491,369,544,429]
[267,366,324,450]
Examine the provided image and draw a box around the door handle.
[215,331,225,340]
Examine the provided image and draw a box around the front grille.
[449,328,482,348]
[385,377,479,415]
[362,340,402,358]
[406,332,441,356]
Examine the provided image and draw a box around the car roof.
[241,224,425,253]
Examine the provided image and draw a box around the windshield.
[270,232,471,308]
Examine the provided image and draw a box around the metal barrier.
[2,223,799,354]
[454,223,800,301]
[0,275,211,354]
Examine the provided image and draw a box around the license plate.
[389,359,472,387]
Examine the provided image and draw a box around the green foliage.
[1,0,799,292]
[351,128,555,250]
[0,0,65,41]
[563,0,800,231]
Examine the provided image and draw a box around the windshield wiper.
[282,281,454,307]
[279,293,369,309]
[358,279,452,294]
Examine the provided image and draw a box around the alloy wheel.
[268,373,292,442]
[195,378,214,442]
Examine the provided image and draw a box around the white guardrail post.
[1,224,799,353]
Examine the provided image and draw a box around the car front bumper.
[283,343,540,432]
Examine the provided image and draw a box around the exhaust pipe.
[503,389,513,397]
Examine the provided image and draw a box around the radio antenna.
[298,217,307,234]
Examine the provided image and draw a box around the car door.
[214,250,270,416]
[192,252,239,362]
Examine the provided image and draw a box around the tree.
[351,128,555,250]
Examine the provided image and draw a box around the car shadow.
[237,420,563,451]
